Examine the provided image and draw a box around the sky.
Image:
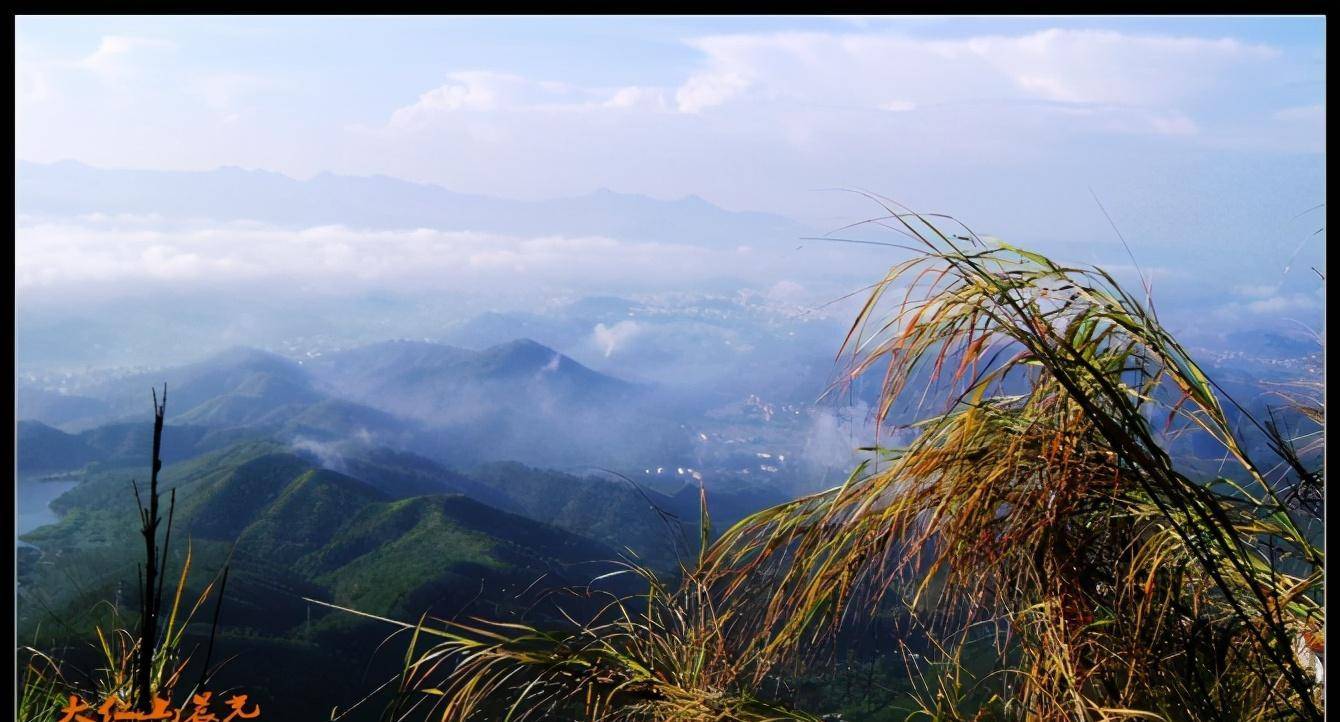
[16,16,1324,200]
[14,15,1328,348]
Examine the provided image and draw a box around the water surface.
[16,476,80,541]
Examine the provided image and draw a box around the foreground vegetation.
[375,208,1324,721]
[16,207,1323,721]
[18,389,234,721]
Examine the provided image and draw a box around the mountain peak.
[200,345,293,369]
[215,164,287,178]
[480,338,562,369]
[491,337,550,352]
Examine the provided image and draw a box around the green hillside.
[16,421,98,473]
[18,438,635,721]
[22,442,625,626]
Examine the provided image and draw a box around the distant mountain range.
[15,331,785,570]
[17,337,685,468]
[16,160,813,247]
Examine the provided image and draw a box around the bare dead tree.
[132,384,172,712]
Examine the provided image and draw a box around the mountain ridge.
[16,160,812,247]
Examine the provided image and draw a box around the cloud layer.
[15,215,872,303]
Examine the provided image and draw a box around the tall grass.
[378,205,1323,721]
[318,491,821,721]
[706,204,1323,719]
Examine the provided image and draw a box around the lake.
[16,476,80,540]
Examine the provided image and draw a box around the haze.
[16,15,1325,375]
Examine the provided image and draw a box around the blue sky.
[15,15,1327,331]
[17,16,1323,197]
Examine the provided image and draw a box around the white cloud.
[672,29,1274,123]
[356,24,1298,205]
[675,68,752,113]
[592,320,642,357]
[955,29,1274,106]
[328,25,1313,215]
[1245,293,1322,315]
[390,71,512,125]
[1212,291,1324,320]
[1234,283,1280,299]
[387,71,668,130]
[80,35,175,77]
[15,217,860,297]
[603,86,668,110]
